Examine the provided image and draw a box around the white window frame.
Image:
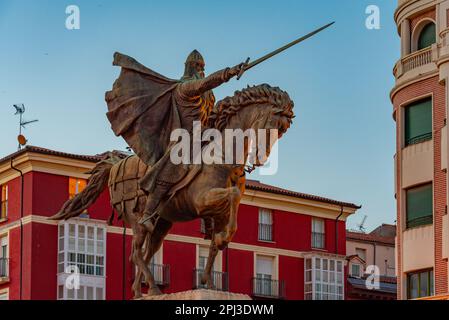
[0,233,8,279]
[258,208,273,242]
[304,255,345,300]
[311,218,325,249]
[0,185,8,220]
[351,263,362,278]
[253,253,279,297]
[57,220,106,300]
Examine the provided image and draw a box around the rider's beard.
[193,71,205,79]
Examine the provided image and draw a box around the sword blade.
[244,22,335,72]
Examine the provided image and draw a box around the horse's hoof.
[134,293,143,299]
[148,286,162,296]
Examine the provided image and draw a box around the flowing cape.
[105,52,181,166]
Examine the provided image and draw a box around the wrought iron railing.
[258,223,273,241]
[141,263,170,286]
[193,269,229,291]
[405,132,432,146]
[252,277,285,299]
[311,232,325,249]
[0,258,8,278]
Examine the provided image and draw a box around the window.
[417,23,436,50]
[406,183,433,228]
[311,218,325,249]
[0,236,7,278]
[69,178,87,199]
[355,248,367,262]
[404,98,432,146]
[1,185,8,220]
[254,255,277,297]
[351,264,361,278]
[57,221,106,300]
[258,208,273,241]
[408,269,434,299]
[0,292,7,300]
[304,256,344,300]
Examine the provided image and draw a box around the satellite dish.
[17,134,27,146]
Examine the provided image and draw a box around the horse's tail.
[49,156,120,221]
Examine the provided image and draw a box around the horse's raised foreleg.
[213,187,241,250]
[200,239,219,289]
[197,186,241,250]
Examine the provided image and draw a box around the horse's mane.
[209,84,294,131]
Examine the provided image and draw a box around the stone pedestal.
[139,289,252,300]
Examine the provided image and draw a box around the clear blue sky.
[0,0,399,231]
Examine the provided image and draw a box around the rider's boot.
[138,182,172,232]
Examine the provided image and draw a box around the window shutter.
[406,184,433,227]
[405,99,432,145]
[256,256,273,276]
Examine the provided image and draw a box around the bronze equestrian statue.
[50,23,338,298]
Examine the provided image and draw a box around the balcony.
[394,46,434,79]
[311,232,325,249]
[0,258,8,283]
[193,269,229,291]
[252,277,285,299]
[141,263,170,286]
[258,223,273,242]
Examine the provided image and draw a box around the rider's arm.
[178,68,232,98]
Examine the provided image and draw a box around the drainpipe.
[225,246,229,291]
[122,220,126,300]
[335,206,344,254]
[10,158,23,300]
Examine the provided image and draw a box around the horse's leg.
[144,217,173,295]
[131,235,144,298]
[131,223,159,297]
[200,239,219,289]
[197,186,241,249]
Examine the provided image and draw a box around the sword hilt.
[237,57,250,80]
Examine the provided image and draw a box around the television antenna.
[357,215,368,233]
[13,104,39,150]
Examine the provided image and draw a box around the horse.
[50,84,294,298]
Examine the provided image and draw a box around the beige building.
[346,225,397,300]
[392,0,449,299]
[346,225,396,278]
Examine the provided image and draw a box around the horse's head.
[212,84,294,168]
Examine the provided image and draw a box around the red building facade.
[0,146,359,300]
